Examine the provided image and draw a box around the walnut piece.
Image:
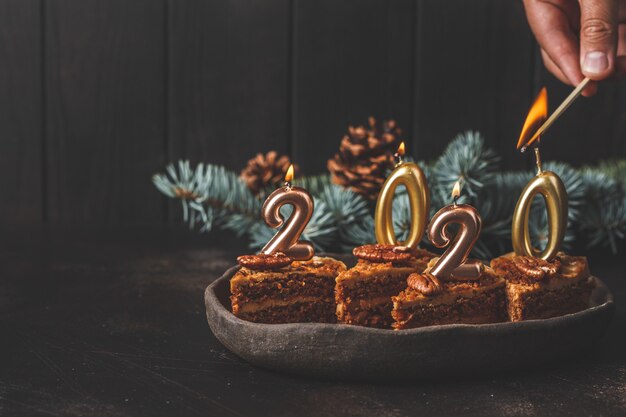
[353,244,414,263]
[237,253,292,270]
[512,256,561,280]
[407,273,443,296]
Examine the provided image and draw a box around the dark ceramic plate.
[205,265,614,381]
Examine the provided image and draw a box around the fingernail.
[582,51,609,74]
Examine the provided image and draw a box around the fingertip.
[581,51,614,80]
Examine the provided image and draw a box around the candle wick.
[393,152,403,166]
[284,181,291,189]
[534,146,543,174]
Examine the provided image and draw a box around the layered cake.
[335,244,436,328]
[231,253,346,324]
[491,252,594,321]
[391,260,507,330]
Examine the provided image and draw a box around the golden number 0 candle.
[511,149,568,261]
[375,143,430,249]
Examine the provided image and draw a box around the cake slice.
[491,252,594,321]
[230,254,346,324]
[391,262,507,330]
[335,244,436,328]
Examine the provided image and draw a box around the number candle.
[427,181,484,280]
[375,142,430,248]
[512,88,568,261]
[260,165,315,260]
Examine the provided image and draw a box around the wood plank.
[0,0,42,224]
[168,0,291,170]
[45,0,166,225]
[414,0,534,169]
[537,68,626,165]
[293,0,415,174]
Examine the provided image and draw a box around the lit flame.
[451,180,462,200]
[285,164,294,183]
[517,87,548,150]
[397,142,405,157]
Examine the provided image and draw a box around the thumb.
[580,0,619,79]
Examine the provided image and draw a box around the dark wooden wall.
[1,0,625,227]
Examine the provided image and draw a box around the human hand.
[523,0,626,96]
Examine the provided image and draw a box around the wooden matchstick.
[521,77,591,151]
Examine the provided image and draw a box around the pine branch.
[432,131,500,197]
[152,160,203,223]
[154,133,626,257]
[317,183,371,249]
[391,190,413,244]
[541,161,584,222]
[471,172,530,258]
[293,174,333,196]
[153,161,262,232]
[580,196,626,253]
[340,215,376,251]
[595,159,626,184]
[527,203,576,252]
[578,168,626,253]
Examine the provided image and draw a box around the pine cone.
[327,117,402,199]
[240,151,297,195]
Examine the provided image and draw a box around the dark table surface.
[1,227,625,417]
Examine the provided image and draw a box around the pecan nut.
[237,253,292,270]
[353,244,414,263]
[407,272,442,296]
[512,255,561,280]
